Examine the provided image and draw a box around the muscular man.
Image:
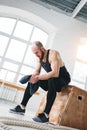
[10,41,71,123]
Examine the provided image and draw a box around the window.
[72,39,87,90]
[0,17,16,34]
[24,45,37,67]
[0,17,48,84]
[30,27,48,46]
[5,39,27,62]
[0,35,9,56]
[77,45,87,62]
[13,21,33,40]
[3,61,18,72]
[20,65,34,75]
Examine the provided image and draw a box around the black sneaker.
[9,105,25,115]
[32,113,49,123]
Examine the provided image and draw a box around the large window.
[72,38,87,90]
[0,35,9,56]
[0,17,48,85]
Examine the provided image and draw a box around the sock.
[43,112,49,118]
[20,104,25,110]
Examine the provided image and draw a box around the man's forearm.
[38,71,58,80]
[33,71,40,75]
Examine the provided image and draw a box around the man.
[10,41,71,123]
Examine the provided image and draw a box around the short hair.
[33,41,43,49]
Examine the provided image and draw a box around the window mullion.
[0,19,18,68]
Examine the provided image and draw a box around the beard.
[40,51,44,60]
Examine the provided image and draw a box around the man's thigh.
[39,80,48,91]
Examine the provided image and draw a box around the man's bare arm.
[29,59,41,83]
[38,50,61,80]
[33,59,41,75]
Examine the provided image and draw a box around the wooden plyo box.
[36,85,87,130]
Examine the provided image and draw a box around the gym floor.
[0,94,43,130]
[0,98,79,130]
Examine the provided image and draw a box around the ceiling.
[31,0,87,23]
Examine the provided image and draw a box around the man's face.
[32,46,44,59]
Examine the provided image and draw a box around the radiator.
[0,85,24,103]
[0,85,17,102]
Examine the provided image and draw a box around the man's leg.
[21,82,32,107]
[10,82,39,114]
[33,78,57,122]
[44,78,56,115]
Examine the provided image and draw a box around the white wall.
[0,0,87,76]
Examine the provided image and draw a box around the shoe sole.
[9,110,25,115]
[33,120,49,124]
[32,117,49,123]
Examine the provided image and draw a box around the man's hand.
[29,75,39,84]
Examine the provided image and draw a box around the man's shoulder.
[49,49,59,55]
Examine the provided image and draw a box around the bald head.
[32,41,45,59]
[32,41,43,49]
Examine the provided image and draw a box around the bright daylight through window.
[0,17,48,85]
[72,38,87,90]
